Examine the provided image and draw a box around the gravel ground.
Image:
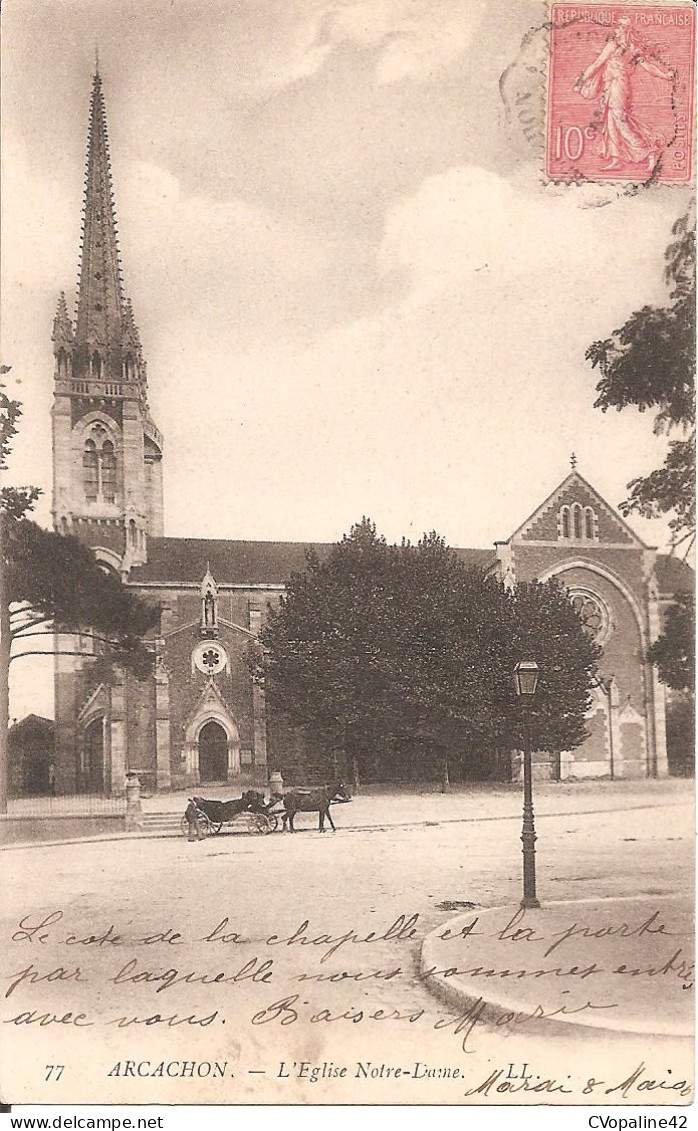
[1,785,693,1105]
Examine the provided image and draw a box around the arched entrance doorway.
[82,718,105,794]
[198,720,228,782]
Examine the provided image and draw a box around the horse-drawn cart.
[181,791,279,837]
[182,781,352,837]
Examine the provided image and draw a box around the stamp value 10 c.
[547,3,695,183]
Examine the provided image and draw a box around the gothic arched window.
[560,506,570,539]
[91,352,102,380]
[101,441,116,502]
[572,503,583,539]
[585,506,596,540]
[83,440,98,500]
[82,427,117,504]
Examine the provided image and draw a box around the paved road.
[1,789,693,1105]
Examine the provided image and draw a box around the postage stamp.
[546,3,695,183]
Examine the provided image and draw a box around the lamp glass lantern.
[514,659,539,698]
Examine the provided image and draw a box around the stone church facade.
[51,72,689,796]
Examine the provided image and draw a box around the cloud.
[327,0,482,84]
[248,6,336,90]
[231,164,680,546]
[113,159,682,557]
[119,159,329,276]
[377,164,678,310]
[114,158,333,344]
[246,0,483,92]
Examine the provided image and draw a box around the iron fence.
[2,794,127,820]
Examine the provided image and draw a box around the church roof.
[8,714,54,736]
[128,536,691,596]
[129,537,495,587]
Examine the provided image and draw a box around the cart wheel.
[265,812,279,833]
[181,810,213,837]
[250,813,272,835]
[197,812,214,837]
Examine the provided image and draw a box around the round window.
[568,589,611,645]
[192,642,227,675]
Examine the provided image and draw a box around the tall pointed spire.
[74,67,125,372]
[52,65,164,560]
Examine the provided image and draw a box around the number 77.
[45,1066,65,1081]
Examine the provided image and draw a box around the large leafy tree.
[384,533,512,787]
[506,579,601,755]
[253,520,599,787]
[585,208,695,551]
[6,519,157,678]
[249,519,401,785]
[0,379,157,811]
[585,210,695,698]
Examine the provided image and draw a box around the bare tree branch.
[9,649,128,664]
[11,629,122,646]
[10,617,52,639]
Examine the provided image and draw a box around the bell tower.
[51,64,164,572]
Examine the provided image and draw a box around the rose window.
[192,641,227,675]
[569,589,610,645]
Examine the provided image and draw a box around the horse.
[277,781,351,833]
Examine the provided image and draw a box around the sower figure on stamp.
[574,16,674,172]
[184,799,204,842]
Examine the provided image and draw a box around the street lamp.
[514,659,540,910]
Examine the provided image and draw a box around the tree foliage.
[622,432,695,535]
[507,579,601,753]
[647,591,695,692]
[6,518,158,679]
[1,377,157,680]
[1,377,41,520]
[585,208,696,548]
[665,691,695,777]
[251,519,600,780]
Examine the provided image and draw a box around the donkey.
[278,781,351,833]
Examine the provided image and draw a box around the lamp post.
[514,659,540,910]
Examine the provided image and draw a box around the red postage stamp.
[547,3,695,183]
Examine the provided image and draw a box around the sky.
[2,0,692,718]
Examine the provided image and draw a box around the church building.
[51,71,689,795]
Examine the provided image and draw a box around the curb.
[0,797,690,852]
[420,894,693,1041]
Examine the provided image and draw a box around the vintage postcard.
[1,0,695,1115]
